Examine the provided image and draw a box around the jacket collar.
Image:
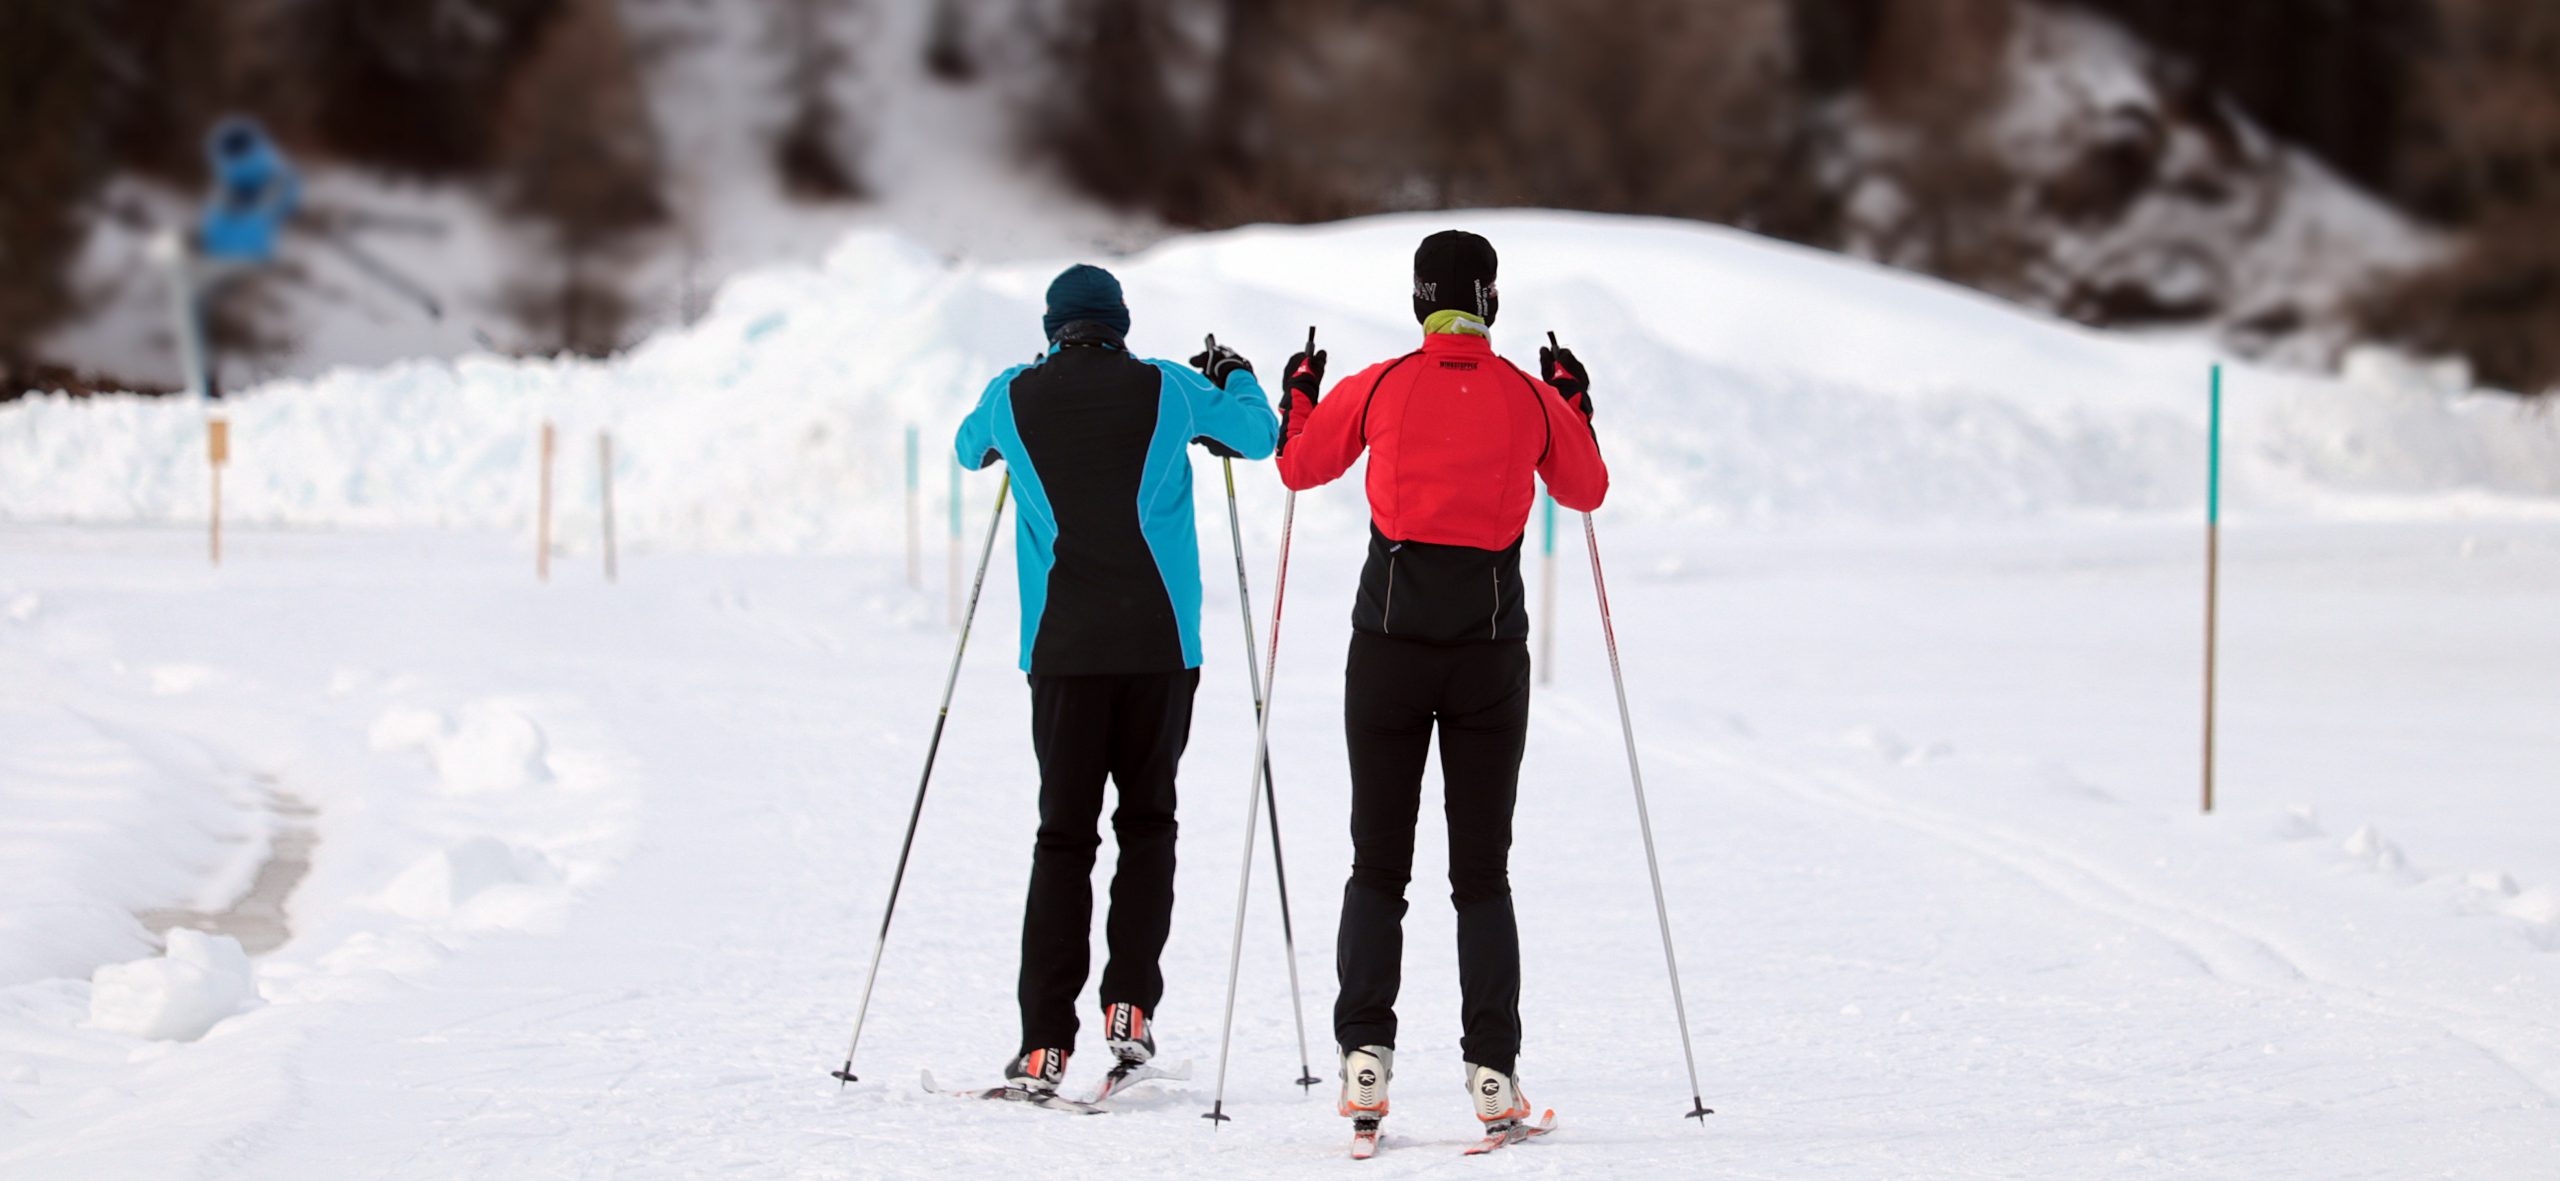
[1047,320,1127,351]
[1420,331,1494,356]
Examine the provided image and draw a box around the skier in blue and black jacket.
[955,263,1279,1098]
[183,116,301,398]
[199,116,300,266]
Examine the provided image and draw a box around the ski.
[919,1070,1105,1116]
[1461,1109,1556,1155]
[1349,1116,1382,1160]
[1086,1057,1191,1105]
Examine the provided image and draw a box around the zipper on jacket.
[1383,545,1399,634]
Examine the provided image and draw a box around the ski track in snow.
[4,519,2557,1178]
[1684,744,2560,1105]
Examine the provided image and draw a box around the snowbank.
[0,698,262,989]
[5,213,2557,550]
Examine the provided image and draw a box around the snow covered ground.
[4,211,2557,1175]
[3,515,2555,1177]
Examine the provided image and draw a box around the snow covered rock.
[86,929,262,1042]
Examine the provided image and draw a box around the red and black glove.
[1279,346,1326,453]
[1540,343,1592,421]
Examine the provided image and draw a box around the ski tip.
[919,1070,938,1094]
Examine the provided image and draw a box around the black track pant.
[1018,668,1199,1053]
[1333,632,1531,1074]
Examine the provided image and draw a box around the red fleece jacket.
[1276,332,1608,548]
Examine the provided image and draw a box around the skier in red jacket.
[1274,229,1606,1150]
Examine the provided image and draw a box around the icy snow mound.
[86,929,261,1042]
[376,837,564,927]
[5,212,2557,548]
[368,702,554,796]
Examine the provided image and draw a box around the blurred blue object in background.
[198,116,300,264]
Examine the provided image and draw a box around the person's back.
[955,264,1276,1099]
[1292,331,1606,641]
[1269,229,1604,1154]
[997,327,1212,672]
[965,314,1272,674]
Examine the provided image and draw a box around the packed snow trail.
[4,518,2555,1178]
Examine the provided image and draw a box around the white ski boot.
[1466,1062,1530,1127]
[1340,1045,1392,1159]
[1462,1062,1554,1154]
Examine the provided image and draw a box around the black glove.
[979,448,1002,468]
[1194,436,1243,459]
[1284,347,1327,401]
[1188,337,1254,388]
[1540,344,1592,421]
[1278,348,1325,455]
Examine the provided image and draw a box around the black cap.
[1412,230,1498,325]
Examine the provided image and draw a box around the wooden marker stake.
[538,420,556,583]
[2202,364,2223,814]
[598,431,619,584]
[207,417,230,567]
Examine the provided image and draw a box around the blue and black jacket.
[957,325,1280,676]
[199,119,299,265]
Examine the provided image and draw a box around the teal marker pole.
[1538,491,1559,683]
[2202,365,2222,814]
[948,456,964,627]
[904,425,922,590]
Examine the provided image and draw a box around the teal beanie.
[1043,264,1130,341]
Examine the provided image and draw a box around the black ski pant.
[1017,668,1199,1054]
[1333,632,1530,1074]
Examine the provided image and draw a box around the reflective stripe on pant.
[1018,668,1199,1053]
[1332,631,1529,1074]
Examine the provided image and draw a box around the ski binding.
[920,1069,1104,1115]
[1462,1109,1556,1155]
[1349,1116,1382,1160]
[1087,1056,1191,1104]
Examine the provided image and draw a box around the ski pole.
[306,226,445,321]
[1556,333,1711,1124]
[1202,327,1315,1123]
[831,471,1012,1088]
[1204,334,1320,1090]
